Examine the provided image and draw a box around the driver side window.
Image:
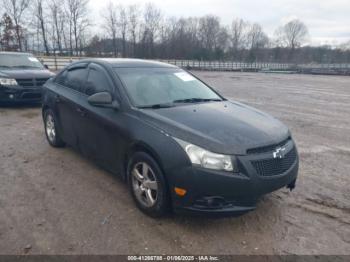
[85,67,112,96]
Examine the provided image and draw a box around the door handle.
[76,107,86,117]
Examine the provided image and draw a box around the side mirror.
[88,92,120,110]
[44,64,49,69]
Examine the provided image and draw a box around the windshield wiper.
[138,103,175,109]
[173,98,222,103]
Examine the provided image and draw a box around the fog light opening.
[194,196,227,209]
[206,197,225,208]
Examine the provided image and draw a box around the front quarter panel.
[41,80,65,137]
[42,79,57,113]
[126,110,191,182]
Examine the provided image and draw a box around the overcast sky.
[90,0,350,46]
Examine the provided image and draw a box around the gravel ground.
[0,72,349,255]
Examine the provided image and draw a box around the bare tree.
[0,12,4,50]
[275,19,308,50]
[247,23,268,49]
[157,16,174,58]
[185,17,200,57]
[77,22,89,54]
[230,18,249,59]
[0,13,17,51]
[246,23,269,62]
[216,26,229,53]
[4,0,348,64]
[49,0,66,54]
[167,17,185,58]
[127,4,139,57]
[66,0,89,55]
[2,0,30,51]
[142,2,161,58]
[32,0,50,55]
[102,1,118,57]
[198,15,220,51]
[339,41,350,51]
[118,5,127,58]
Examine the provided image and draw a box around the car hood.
[0,69,54,79]
[138,101,290,155]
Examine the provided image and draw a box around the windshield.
[0,53,44,69]
[115,68,223,108]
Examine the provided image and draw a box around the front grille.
[251,146,297,177]
[16,78,49,88]
[35,78,49,86]
[16,78,34,87]
[247,137,291,154]
[21,93,42,99]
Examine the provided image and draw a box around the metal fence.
[38,56,350,75]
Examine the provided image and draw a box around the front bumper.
[0,86,42,103]
[168,141,299,216]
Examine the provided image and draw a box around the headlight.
[0,78,17,86]
[174,138,233,171]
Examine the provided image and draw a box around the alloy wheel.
[46,114,56,143]
[131,162,159,207]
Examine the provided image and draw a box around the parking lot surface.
[0,72,349,255]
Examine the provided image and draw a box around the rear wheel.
[44,109,65,148]
[127,152,170,217]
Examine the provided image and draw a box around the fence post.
[54,55,58,71]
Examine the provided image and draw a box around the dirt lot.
[0,72,349,255]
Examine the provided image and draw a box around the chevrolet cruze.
[42,59,298,217]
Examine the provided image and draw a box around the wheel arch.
[123,141,166,182]
[123,140,174,211]
[42,105,50,119]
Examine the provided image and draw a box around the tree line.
[1,0,350,64]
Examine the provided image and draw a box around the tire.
[127,151,170,217]
[43,108,65,148]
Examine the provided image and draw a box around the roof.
[82,58,177,68]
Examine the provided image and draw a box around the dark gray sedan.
[42,59,298,217]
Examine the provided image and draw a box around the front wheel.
[127,152,170,217]
[44,109,65,148]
